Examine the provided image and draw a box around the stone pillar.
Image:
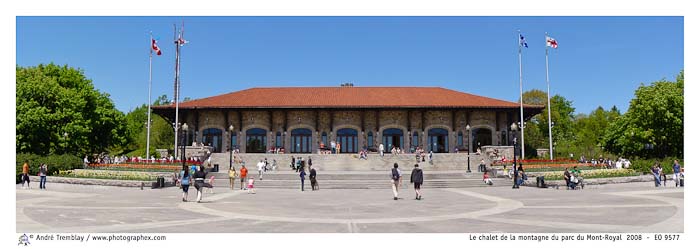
[404,130,410,152]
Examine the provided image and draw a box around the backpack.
[181,172,190,185]
[392,168,400,180]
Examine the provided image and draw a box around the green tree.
[603,71,684,158]
[520,90,575,158]
[16,64,127,156]
[572,106,620,158]
[122,94,175,157]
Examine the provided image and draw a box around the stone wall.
[181,108,514,154]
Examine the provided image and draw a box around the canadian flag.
[546,36,558,49]
[151,38,162,55]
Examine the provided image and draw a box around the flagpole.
[518,31,525,159]
[545,33,554,160]
[173,24,180,159]
[147,32,153,160]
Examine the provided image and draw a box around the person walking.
[38,163,47,190]
[330,140,336,154]
[673,160,682,187]
[240,165,248,190]
[193,166,208,203]
[300,168,306,191]
[410,164,423,200]
[257,160,265,180]
[228,166,238,190]
[429,151,433,165]
[21,160,30,189]
[390,163,402,200]
[310,166,318,190]
[651,162,661,187]
[247,177,256,194]
[180,168,192,202]
[379,143,385,157]
[336,141,341,154]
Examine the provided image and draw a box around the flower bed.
[57,169,159,181]
[541,169,640,181]
[490,158,601,171]
[88,163,182,171]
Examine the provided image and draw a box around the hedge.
[16,153,83,183]
[630,158,684,175]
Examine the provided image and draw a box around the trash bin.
[213,164,219,172]
[157,176,165,188]
[536,176,546,188]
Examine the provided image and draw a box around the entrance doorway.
[473,128,493,152]
[336,128,358,153]
[382,128,404,151]
[246,128,267,153]
[202,128,223,153]
[428,128,449,153]
[291,128,312,153]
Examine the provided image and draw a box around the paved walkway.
[16,182,683,233]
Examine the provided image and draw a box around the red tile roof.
[154,87,542,109]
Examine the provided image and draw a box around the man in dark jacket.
[309,167,318,190]
[410,164,424,200]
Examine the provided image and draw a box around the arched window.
[412,131,419,148]
[336,128,358,153]
[230,131,237,150]
[457,131,463,147]
[275,132,282,148]
[246,128,267,153]
[291,128,312,153]
[202,128,223,153]
[382,128,404,151]
[367,131,374,148]
[473,128,493,151]
[428,128,449,153]
[321,132,328,148]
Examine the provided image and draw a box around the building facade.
[153,86,542,154]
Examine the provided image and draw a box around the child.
[247,177,256,194]
[483,172,493,185]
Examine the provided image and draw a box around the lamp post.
[229,125,234,170]
[180,123,188,170]
[63,132,69,154]
[511,123,519,189]
[466,125,471,173]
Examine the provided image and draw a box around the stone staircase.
[208,153,486,172]
[202,152,506,189]
[206,170,510,189]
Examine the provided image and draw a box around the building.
[152,86,542,154]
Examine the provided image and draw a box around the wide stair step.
[206,171,510,189]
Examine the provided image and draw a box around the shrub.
[630,158,683,174]
[16,153,83,181]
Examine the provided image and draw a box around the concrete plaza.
[16,182,683,233]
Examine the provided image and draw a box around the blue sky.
[16,16,683,114]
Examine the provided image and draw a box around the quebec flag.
[520,34,528,48]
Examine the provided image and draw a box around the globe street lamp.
[229,125,234,170]
[466,124,471,173]
[63,132,69,154]
[180,123,188,170]
[511,122,519,189]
